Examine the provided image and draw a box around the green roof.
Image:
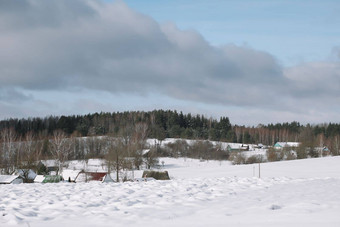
[42,175,63,183]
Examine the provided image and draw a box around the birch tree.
[0,128,18,174]
[50,130,71,175]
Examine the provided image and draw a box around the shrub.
[36,162,48,175]
[266,148,284,162]
[142,170,170,180]
[246,155,263,164]
[229,152,246,165]
[296,146,308,159]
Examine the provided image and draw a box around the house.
[227,144,249,152]
[274,142,300,149]
[15,169,37,183]
[254,143,264,149]
[74,171,114,183]
[37,160,59,175]
[0,175,23,184]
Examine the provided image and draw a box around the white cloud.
[0,0,339,123]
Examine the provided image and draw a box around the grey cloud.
[0,0,30,12]
[0,0,97,29]
[284,61,340,98]
[0,88,32,103]
[0,0,338,114]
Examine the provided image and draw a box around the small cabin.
[227,144,249,152]
[37,160,59,175]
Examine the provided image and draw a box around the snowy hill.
[1,156,340,227]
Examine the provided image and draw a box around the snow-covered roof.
[75,172,113,183]
[274,142,300,148]
[227,144,241,149]
[0,175,22,184]
[142,149,151,155]
[40,160,58,167]
[103,174,114,183]
[16,169,37,180]
[227,143,249,151]
[62,170,81,182]
[34,175,45,183]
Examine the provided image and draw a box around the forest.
[0,110,340,178]
[1,110,340,145]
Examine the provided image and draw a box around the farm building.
[75,171,114,183]
[274,142,300,149]
[37,160,59,175]
[15,169,37,183]
[0,175,23,184]
[227,144,249,152]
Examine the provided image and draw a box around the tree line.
[0,110,233,141]
[1,110,340,146]
[1,109,340,180]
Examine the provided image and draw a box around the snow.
[147,138,268,159]
[1,156,340,226]
[62,159,108,181]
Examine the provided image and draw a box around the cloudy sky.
[0,0,339,125]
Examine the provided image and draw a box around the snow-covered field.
[1,157,340,227]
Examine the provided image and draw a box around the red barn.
[75,171,114,183]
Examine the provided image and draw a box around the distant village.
[0,138,332,185]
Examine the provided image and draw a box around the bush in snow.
[142,170,170,180]
[229,152,247,165]
[266,148,284,162]
[246,155,264,164]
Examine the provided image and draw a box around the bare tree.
[84,136,105,159]
[105,137,128,182]
[131,123,149,170]
[328,135,340,156]
[144,147,159,169]
[0,128,18,174]
[50,130,71,175]
[334,135,340,156]
[16,132,41,182]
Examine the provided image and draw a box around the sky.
[0,0,339,125]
